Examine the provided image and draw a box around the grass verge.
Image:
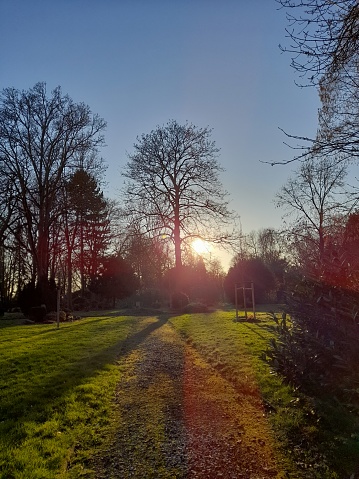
[0,312,143,479]
[169,309,358,478]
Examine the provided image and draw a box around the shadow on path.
[116,314,171,358]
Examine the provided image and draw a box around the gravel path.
[92,316,284,479]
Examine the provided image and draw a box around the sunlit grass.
[169,309,350,478]
[0,313,139,479]
[1,308,356,478]
[169,310,300,473]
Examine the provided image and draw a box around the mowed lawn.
[1,308,351,478]
[0,312,137,479]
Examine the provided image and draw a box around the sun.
[191,238,210,255]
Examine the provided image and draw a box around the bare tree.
[234,229,282,263]
[122,120,237,272]
[277,0,359,85]
[276,1,359,163]
[257,228,283,264]
[276,155,356,274]
[0,83,106,292]
[124,233,171,291]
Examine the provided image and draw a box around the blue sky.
[1,0,320,237]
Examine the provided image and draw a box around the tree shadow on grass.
[239,321,269,341]
[0,314,171,430]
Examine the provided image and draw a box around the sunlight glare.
[191,238,211,255]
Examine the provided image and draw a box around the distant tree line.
[224,228,287,305]
[4,79,358,321]
[0,84,239,316]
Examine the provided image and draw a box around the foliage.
[1,310,359,477]
[267,279,359,396]
[277,1,359,163]
[234,228,289,300]
[0,82,106,289]
[89,255,139,307]
[170,310,355,477]
[239,228,283,263]
[124,233,171,291]
[17,282,41,316]
[159,259,224,305]
[265,281,359,475]
[277,0,358,85]
[276,156,353,278]
[65,169,111,296]
[17,278,57,316]
[132,288,164,308]
[336,211,359,291]
[224,257,276,304]
[170,291,189,310]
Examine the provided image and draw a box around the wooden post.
[243,283,247,320]
[235,283,238,321]
[251,282,256,320]
[57,288,60,329]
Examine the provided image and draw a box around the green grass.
[0,312,142,479]
[1,308,358,478]
[169,310,303,475]
[169,310,356,478]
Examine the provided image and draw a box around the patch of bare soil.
[92,317,287,478]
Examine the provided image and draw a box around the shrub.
[44,311,67,322]
[224,258,276,304]
[18,282,41,315]
[18,278,57,316]
[171,291,189,310]
[29,305,47,322]
[134,289,163,308]
[265,279,359,401]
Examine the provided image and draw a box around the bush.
[224,258,276,304]
[265,279,359,401]
[29,305,47,322]
[44,311,67,322]
[18,282,41,315]
[134,289,164,308]
[18,278,57,316]
[171,291,189,310]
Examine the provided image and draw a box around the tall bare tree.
[0,83,106,293]
[276,155,355,275]
[122,120,237,273]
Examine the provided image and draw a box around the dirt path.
[93,317,286,478]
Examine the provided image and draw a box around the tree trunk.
[67,261,73,310]
[173,187,183,294]
[174,187,182,271]
[80,220,85,295]
[37,226,49,284]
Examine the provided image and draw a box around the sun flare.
[191,238,211,255]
